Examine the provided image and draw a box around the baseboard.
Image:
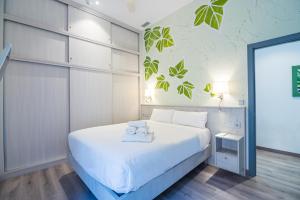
[0,157,67,181]
[256,146,300,158]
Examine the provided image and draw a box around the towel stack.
[122,121,154,143]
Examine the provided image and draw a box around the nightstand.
[215,133,245,175]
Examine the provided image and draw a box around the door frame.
[247,32,300,177]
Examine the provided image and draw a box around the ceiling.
[71,0,194,31]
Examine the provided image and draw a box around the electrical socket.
[234,120,241,129]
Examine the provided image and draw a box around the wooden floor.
[1,149,300,200]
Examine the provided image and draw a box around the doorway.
[247,33,300,176]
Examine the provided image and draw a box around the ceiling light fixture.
[127,0,136,12]
[86,0,100,6]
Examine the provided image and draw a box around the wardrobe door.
[69,38,111,69]
[113,75,139,123]
[5,0,68,31]
[70,69,112,131]
[112,49,139,73]
[4,21,68,63]
[4,61,69,171]
[68,6,111,44]
[112,24,139,51]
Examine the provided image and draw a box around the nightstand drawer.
[216,152,238,173]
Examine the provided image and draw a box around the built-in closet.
[0,0,140,176]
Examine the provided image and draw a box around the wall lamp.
[145,88,153,103]
[213,81,229,110]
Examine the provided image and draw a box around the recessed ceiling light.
[86,0,100,6]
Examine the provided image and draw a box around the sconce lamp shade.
[145,89,152,97]
[145,88,153,103]
[213,81,229,94]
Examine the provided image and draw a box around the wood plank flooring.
[0,149,300,200]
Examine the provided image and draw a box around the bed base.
[68,145,211,200]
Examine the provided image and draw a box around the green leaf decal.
[204,83,212,92]
[156,27,174,52]
[144,56,159,80]
[194,0,228,30]
[144,26,174,53]
[168,60,188,79]
[211,0,228,6]
[144,26,161,52]
[155,75,170,92]
[177,81,195,99]
[203,83,216,97]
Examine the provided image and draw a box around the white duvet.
[68,120,211,193]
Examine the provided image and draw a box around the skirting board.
[257,146,300,158]
[0,157,67,181]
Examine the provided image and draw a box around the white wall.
[255,41,300,154]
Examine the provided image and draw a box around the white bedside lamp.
[213,81,229,110]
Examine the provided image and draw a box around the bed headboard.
[140,104,246,166]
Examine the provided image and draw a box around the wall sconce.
[213,81,229,110]
[145,88,153,103]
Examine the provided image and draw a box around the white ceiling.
[71,0,194,31]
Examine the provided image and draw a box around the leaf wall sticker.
[177,81,195,99]
[144,56,159,80]
[194,0,228,30]
[144,26,174,53]
[204,83,216,97]
[144,26,161,52]
[155,74,170,92]
[169,60,188,79]
[156,27,174,52]
[211,0,228,6]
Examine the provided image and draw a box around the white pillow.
[150,109,174,123]
[172,111,207,128]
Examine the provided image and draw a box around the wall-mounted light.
[145,88,153,103]
[213,81,229,110]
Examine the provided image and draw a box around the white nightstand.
[215,133,245,175]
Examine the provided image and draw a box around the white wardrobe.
[0,0,140,175]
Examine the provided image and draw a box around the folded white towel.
[122,132,154,143]
[136,127,149,135]
[126,127,136,135]
[128,121,147,128]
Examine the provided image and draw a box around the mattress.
[68,120,211,193]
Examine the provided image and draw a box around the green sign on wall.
[292,65,300,97]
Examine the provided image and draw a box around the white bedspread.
[68,120,210,193]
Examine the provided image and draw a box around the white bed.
[68,120,211,194]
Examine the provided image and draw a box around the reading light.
[145,88,153,103]
[213,81,229,110]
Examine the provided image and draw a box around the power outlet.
[234,120,242,129]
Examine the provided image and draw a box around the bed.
[68,119,211,200]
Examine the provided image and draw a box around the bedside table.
[215,133,245,175]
